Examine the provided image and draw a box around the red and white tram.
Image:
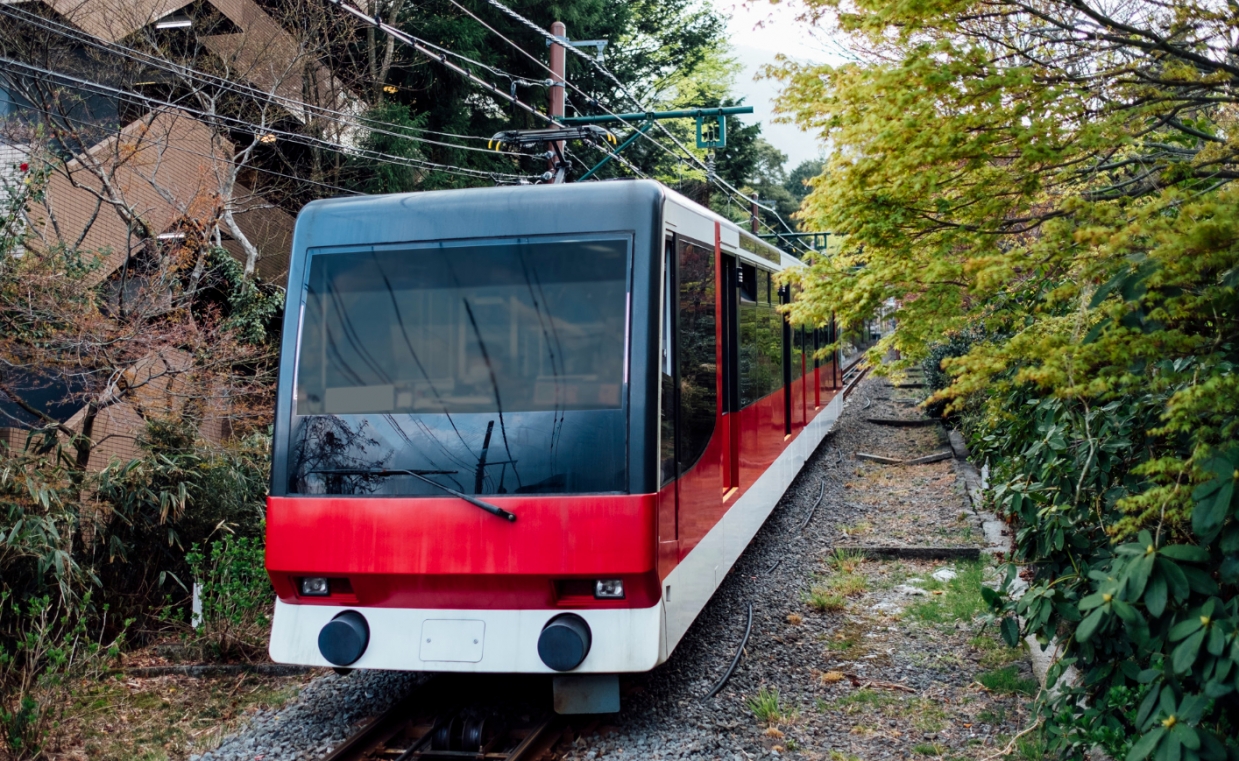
[265,180,844,710]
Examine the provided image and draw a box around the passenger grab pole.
[549,21,567,183]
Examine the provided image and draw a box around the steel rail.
[321,676,563,761]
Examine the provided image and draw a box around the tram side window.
[739,266,783,407]
[677,239,716,474]
[791,325,805,381]
[661,240,676,485]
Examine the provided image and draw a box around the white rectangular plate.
[419,619,486,662]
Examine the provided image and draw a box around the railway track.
[322,675,569,761]
[841,353,870,397]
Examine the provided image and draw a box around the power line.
[326,0,651,182]
[13,99,369,198]
[475,0,811,249]
[441,0,654,180]
[1,56,531,183]
[325,0,559,128]
[0,3,513,156]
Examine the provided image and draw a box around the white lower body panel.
[269,598,662,673]
[661,391,845,657]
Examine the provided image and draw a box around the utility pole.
[548,21,567,183]
[750,192,760,234]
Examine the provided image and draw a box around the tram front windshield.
[288,237,629,496]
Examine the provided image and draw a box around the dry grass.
[51,668,307,760]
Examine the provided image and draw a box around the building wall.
[25,109,231,283]
[3,0,315,469]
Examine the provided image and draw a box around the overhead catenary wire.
[0,3,515,156]
[0,57,531,183]
[441,0,653,179]
[475,0,814,251]
[13,99,369,198]
[324,0,559,128]
[326,0,651,182]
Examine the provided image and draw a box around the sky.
[709,0,845,170]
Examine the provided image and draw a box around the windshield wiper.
[310,468,517,522]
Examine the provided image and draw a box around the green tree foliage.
[768,0,1239,757]
[784,158,823,205]
[340,0,720,185]
[343,0,788,198]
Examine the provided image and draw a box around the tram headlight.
[300,577,330,596]
[593,579,625,599]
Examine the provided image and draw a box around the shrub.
[185,535,273,660]
[0,590,126,757]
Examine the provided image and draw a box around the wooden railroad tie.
[866,416,937,427]
[835,545,982,561]
[855,450,953,466]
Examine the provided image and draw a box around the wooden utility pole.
[549,21,567,182]
[750,192,760,234]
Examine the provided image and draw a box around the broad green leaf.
[1159,545,1209,563]
[980,585,1002,609]
[1078,606,1107,643]
[1180,566,1218,595]
[1219,556,1239,586]
[1080,591,1109,611]
[1191,479,1232,541]
[1171,724,1200,751]
[1113,599,1137,623]
[1169,616,1204,642]
[1158,558,1190,602]
[1000,616,1020,648]
[1154,732,1180,761]
[1172,629,1206,674]
[1145,574,1168,617]
[1128,553,1155,599]
[1206,624,1225,656]
[1178,694,1209,724]
[1128,727,1166,761]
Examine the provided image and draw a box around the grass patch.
[805,571,868,612]
[970,632,1026,668]
[805,588,846,612]
[1016,726,1048,760]
[905,559,989,624]
[838,521,871,536]
[831,687,899,714]
[912,743,943,756]
[910,697,948,733]
[826,548,867,573]
[825,635,862,655]
[747,686,796,726]
[977,665,1038,696]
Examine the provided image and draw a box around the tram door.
[660,232,722,560]
[719,247,741,497]
[658,236,679,573]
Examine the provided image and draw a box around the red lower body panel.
[266,494,658,609]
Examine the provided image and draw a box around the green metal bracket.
[566,106,753,179]
[579,120,653,181]
[696,114,726,149]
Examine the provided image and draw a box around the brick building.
[0,0,351,467]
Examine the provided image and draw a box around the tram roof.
[292,179,797,270]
